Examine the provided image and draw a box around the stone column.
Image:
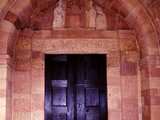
[0,55,8,120]
[119,31,139,120]
[140,55,160,120]
[0,55,12,120]
[0,20,16,120]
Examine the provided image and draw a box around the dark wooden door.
[45,55,107,120]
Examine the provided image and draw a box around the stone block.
[144,55,159,67]
[108,51,120,67]
[137,22,154,39]
[141,68,150,82]
[118,30,135,39]
[0,104,6,120]
[31,94,44,111]
[0,32,8,54]
[15,59,31,71]
[0,97,6,108]
[16,38,31,50]
[32,38,44,51]
[0,79,6,90]
[121,76,138,98]
[108,110,121,120]
[142,89,158,97]
[13,98,31,112]
[151,105,160,120]
[0,89,6,97]
[15,49,31,60]
[107,67,120,85]
[0,66,7,79]
[31,78,44,94]
[142,105,151,119]
[12,93,30,99]
[120,38,137,52]
[32,51,44,69]
[150,68,160,77]
[150,97,160,105]
[31,111,44,120]
[67,15,81,28]
[144,96,151,105]
[122,98,139,120]
[108,86,121,110]
[13,79,31,94]
[13,112,31,120]
[121,51,139,63]
[149,77,160,89]
[120,61,137,75]
[33,30,118,39]
[31,69,44,78]
[13,71,31,94]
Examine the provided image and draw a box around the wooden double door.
[45,54,107,120]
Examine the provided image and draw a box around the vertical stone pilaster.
[31,51,44,120]
[119,31,139,120]
[107,51,122,120]
[0,54,12,120]
[12,29,33,120]
[0,20,16,120]
[140,55,160,120]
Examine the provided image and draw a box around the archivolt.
[111,0,160,58]
[1,0,160,58]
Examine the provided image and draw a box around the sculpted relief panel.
[52,0,66,28]
[52,0,107,30]
[42,38,118,54]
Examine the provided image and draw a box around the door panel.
[52,87,67,106]
[45,54,107,120]
[73,55,107,120]
[76,87,85,120]
[86,108,100,120]
[45,55,72,120]
[52,107,67,120]
[86,88,99,106]
[52,80,67,87]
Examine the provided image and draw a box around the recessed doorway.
[45,54,107,120]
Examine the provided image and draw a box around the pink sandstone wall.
[10,29,140,120]
[0,0,160,120]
